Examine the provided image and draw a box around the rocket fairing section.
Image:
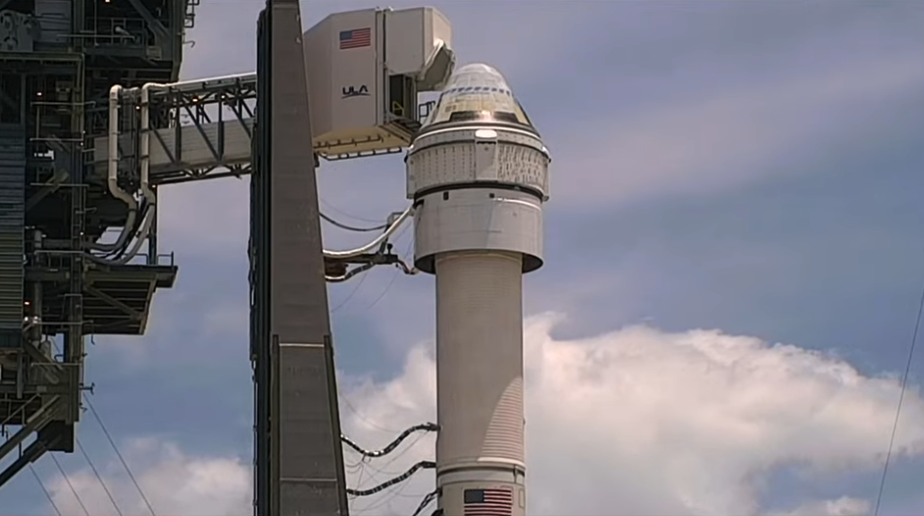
[406,63,551,516]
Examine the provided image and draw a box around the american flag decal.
[463,487,514,516]
[339,27,371,50]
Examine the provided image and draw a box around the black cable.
[320,212,387,232]
[873,272,924,516]
[326,263,375,283]
[331,269,368,312]
[320,198,384,224]
[30,463,62,516]
[346,460,436,497]
[412,488,439,516]
[76,438,123,515]
[50,452,89,516]
[365,232,416,309]
[51,338,155,515]
[88,202,150,260]
[84,394,157,516]
[330,214,411,305]
[341,423,438,458]
[338,395,399,433]
[349,457,366,511]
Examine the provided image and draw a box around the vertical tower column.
[406,63,551,516]
[252,1,349,515]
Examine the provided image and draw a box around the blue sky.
[3,1,924,515]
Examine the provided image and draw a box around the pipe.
[139,82,162,205]
[322,205,414,259]
[325,263,374,283]
[111,82,166,263]
[90,82,165,264]
[93,85,138,252]
[87,206,156,266]
[30,230,43,344]
[155,72,255,93]
[106,84,136,217]
[88,83,166,263]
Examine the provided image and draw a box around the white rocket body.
[406,63,550,516]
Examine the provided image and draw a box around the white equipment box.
[304,7,455,160]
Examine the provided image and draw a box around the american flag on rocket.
[463,488,514,516]
[339,27,371,50]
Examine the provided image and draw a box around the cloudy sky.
[4,1,924,515]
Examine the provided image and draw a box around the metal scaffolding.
[3,1,421,513]
[92,73,257,185]
[0,0,194,490]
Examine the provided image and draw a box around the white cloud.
[769,497,871,516]
[46,314,924,516]
[48,438,251,516]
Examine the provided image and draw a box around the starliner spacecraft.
[407,63,551,516]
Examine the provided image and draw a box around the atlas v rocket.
[407,63,551,516]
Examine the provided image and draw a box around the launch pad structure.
[0,0,450,512]
[0,0,194,488]
[0,0,549,515]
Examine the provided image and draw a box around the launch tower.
[1,6,552,516]
[0,0,194,486]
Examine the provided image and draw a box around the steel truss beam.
[0,52,85,490]
[145,75,256,184]
[91,74,257,186]
[0,1,184,490]
[125,0,170,41]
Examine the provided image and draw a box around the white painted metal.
[435,252,526,516]
[406,127,549,200]
[303,7,455,159]
[93,118,254,174]
[406,63,550,516]
[97,7,456,176]
[384,7,452,81]
[413,188,543,273]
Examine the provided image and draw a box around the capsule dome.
[421,63,536,132]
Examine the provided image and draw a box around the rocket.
[406,63,551,516]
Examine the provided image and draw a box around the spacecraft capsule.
[406,63,550,516]
[418,63,537,133]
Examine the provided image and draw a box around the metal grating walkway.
[0,124,25,347]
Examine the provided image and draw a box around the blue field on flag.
[463,487,514,516]
[339,27,371,50]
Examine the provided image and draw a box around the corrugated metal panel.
[0,124,25,339]
[92,118,254,174]
[277,343,345,515]
[435,252,525,467]
[252,5,348,514]
[34,0,72,46]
